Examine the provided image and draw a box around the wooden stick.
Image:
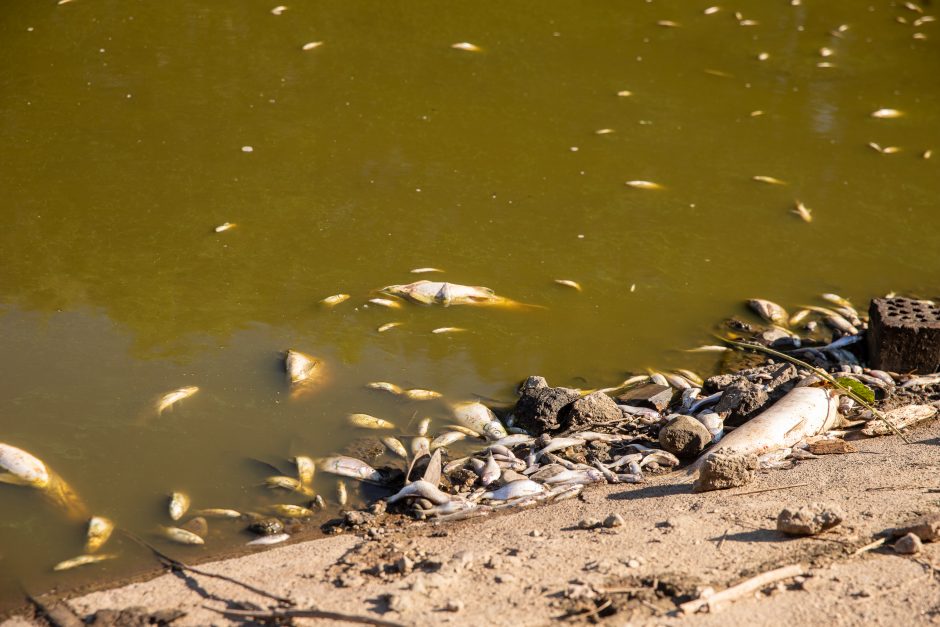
[679,563,806,614]
[851,537,887,557]
[729,482,809,497]
[207,606,407,626]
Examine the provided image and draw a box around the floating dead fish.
[284,349,321,386]
[0,442,50,488]
[53,554,116,571]
[265,504,315,518]
[432,327,466,334]
[704,6,720,15]
[381,437,408,458]
[410,267,444,274]
[684,345,730,353]
[319,456,384,483]
[366,381,403,394]
[820,293,853,308]
[387,480,452,505]
[757,52,769,61]
[302,41,323,51]
[160,526,204,545]
[430,431,467,449]
[625,180,663,190]
[657,20,680,27]
[452,402,507,441]
[271,5,287,15]
[382,280,528,309]
[402,388,442,400]
[752,175,786,185]
[617,90,633,97]
[554,279,582,291]
[868,142,900,154]
[444,424,486,438]
[85,516,114,553]
[377,322,402,333]
[320,294,350,307]
[924,149,933,160]
[194,508,242,519]
[347,413,395,430]
[214,222,236,233]
[871,108,903,119]
[819,47,833,57]
[792,200,812,223]
[156,386,199,415]
[789,309,812,327]
[168,492,190,521]
[369,298,402,309]
[264,476,315,496]
[747,299,789,326]
[294,455,315,487]
[336,480,348,506]
[750,110,764,117]
[247,533,289,546]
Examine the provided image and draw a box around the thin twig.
[728,482,810,497]
[718,338,911,444]
[206,606,407,626]
[679,563,806,614]
[119,530,293,606]
[851,537,887,557]
[717,528,730,552]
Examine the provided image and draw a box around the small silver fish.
[430,431,467,449]
[156,386,199,415]
[480,452,501,486]
[53,554,116,571]
[554,279,582,291]
[264,476,315,496]
[683,345,729,353]
[402,388,442,401]
[410,267,445,274]
[792,200,812,223]
[320,294,350,307]
[432,327,466,334]
[270,6,287,15]
[265,504,315,518]
[387,480,452,505]
[451,42,481,52]
[871,108,903,119]
[752,175,786,185]
[193,508,242,519]
[214,222,236,233]
[319,456,383,483]
[381,437,408,458]
[377,322,403,332]
[302,41,323,51]
[369,298,401,309]
[625,180,663,190]
[336,480,348,506]
[247,533,289,546]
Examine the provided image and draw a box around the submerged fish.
[265,504,315,518]
[302,41,323,51]
[381,437,408,458]
[410,267,445,274]
[264,476,315,496]
[214,222,236,233]
[792,200,812,223]
[432,327,466,334]
[53,554,116,571]
[347,413,395,429]
[156,386,199,415]
[294,455,315,487]
[452,402,508,441]
[554,279,582,291]
[320,294,350,307]
[430,431,467,449]
[871,108,903,119]
[193,508,242,519]
[168,492,190,521]
[85,516,114,553]
[377,322,402,332]
[160,526,204,545]
[451,42,481,52]
[336,480,348,506]
[284,349,321,386]
[752,175,786,185]
[402,388,442,400]
[624,180,663,190]
[369,297,402,309]
[367,381,403,394]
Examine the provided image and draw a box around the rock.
[396,556,414,574]
[777,503,845,536]
[495,573,516,584]
[894,532,923,555]
[444,600,464,613]
[713,380,768,424]
[603,513,624,528]
[757,328,800,349]
[345,510,370,527]
[890,512,940,542]
[530,529,543,537]
[578,518,601,529]
[562,391,622,433]
[520,375,548,391]
[692,452,757,492]
[708,363,798,426]
[512,383,580,434]
[369,499,387,515]
[615,384,673,412]
[658,415,713,459]
[247,517,284,536]
[180,516,208,538]
[340,437,386,464]
[385,593,412,613]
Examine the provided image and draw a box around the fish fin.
[422,450,442,487]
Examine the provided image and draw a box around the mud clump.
[512,378,580,434]
[777,503,845,536]
[658,415,712,459]
[562,391,622,433]
[693,452,757,492]
[706,362,798,426]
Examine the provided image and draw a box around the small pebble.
[894,532,923,555]
[530,529,543,537]
[578,518,601,529]
[603,513,625,528]
[444,600,464,613]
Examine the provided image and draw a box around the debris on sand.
[777,503,845,536]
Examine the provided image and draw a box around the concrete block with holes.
[868,298,940,374]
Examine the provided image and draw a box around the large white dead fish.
[452,401,508,440]
[747,299,789,326]
[0,443,87,520]
[380,280,533,309]
[319,456,384,483]
[684,386,840,480]
[85,516,115,553]
[156,386,199,415]
[284,349,324,397]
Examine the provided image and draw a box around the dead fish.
[869,142,901,154]
[336,480,348,506]
[369,298,401,309]
[320,294,350,307]
[657,20,680,27]
[492,434,535,447]
[704,6,720,14]
[416,417,431,436]
[247,533,289,546]
[542,469,605,485]
[156,386,199,415]
[387,480,452,505]
[483,479,544,501]
[181,516,208,539]
[302,41,323,51]
[402,388,442,401]
[294,455,315,487]
[381,437,408,458]
[0,442,51,488]
[617,90,633,97]
[85,516,114,553]
[674,369,704,387]
[53,554,116,571]
[284,349,320,385]
[367,381,403,395]
[819,47,833,57]
[168,492,190,521]
[160,526,204,545]
[683,345,730,353]
[480,452,501,486]
[443,424,485,438]
[554,279,582,291]
[264,476,315,496]
[347,413,395,430]
[452,401,508,440]
[625,180,664,190]
[923,149,933,160]
[792,200,812,223]
[451,42,481,52]
[270,6,287,16]
[265,504,315,518]
[214,222,236,233]
[410,267,444,274]
[789,309,812,327]
[410,436,430,460]
[871,108,903,119]
[752,175,786,185]
[432,327,466,334]
[595,129,615,135]
[756,52,769,61]
[319,456,384,483]
[747,299,789,326]
[383,280,527,309]
[430,431,467,449]
[820,293,853,308]
[193,508,242,519]
[377,322,402,333]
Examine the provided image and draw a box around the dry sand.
[6,420,940,626]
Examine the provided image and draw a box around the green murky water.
[1,0,938,609]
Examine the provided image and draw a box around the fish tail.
[43,473,89,522]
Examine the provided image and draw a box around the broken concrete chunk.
[893,532,923,555]
[658,415,712,459]
[777,503,845,536]
[562,391,622,433]
[890,512,940,542]
[615,383,673,412]
[692,452,757,492]
[805,438,856,455]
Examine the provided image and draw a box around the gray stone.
[777,503,845,536]
[512,383,580,434]
[894,532,923,555]
[658,415,712,459]
[520,375,548,391]
[562,391,622,433]
[615,383,673,412]
[692,452,757,492]
[603,513,625,528]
